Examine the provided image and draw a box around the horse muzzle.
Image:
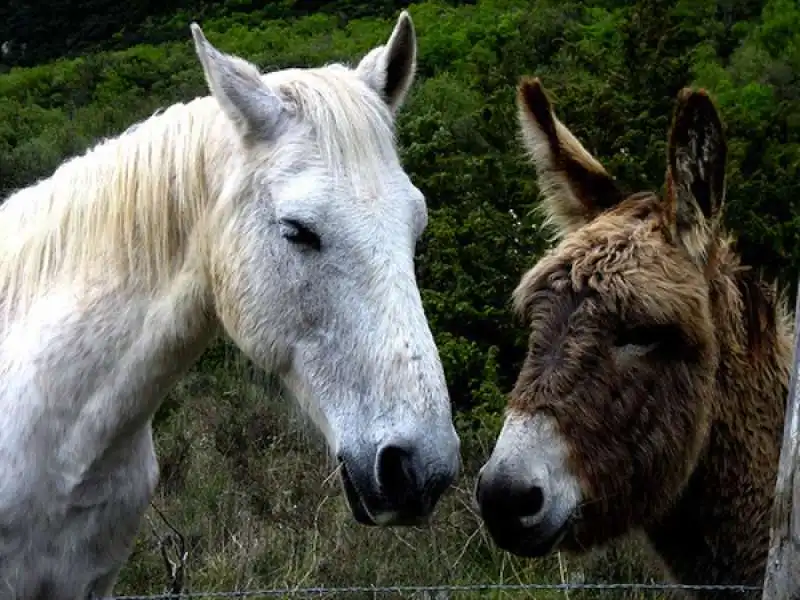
[337,435,460,526]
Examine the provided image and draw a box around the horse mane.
[0,63,398,320]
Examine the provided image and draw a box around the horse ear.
[517,77,623,236]
[665,88,727,262]
[356,10,417,113]
[190,23,287,141]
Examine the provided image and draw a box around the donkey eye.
[614,324,682,351]
[279,219,321,251]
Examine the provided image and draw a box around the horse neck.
[0,101,227,461]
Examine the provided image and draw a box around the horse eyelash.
[280,218,322,251]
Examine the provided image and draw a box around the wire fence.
[105,581,765,599]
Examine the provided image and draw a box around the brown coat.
[500,79,791,596]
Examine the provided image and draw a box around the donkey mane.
[0,64,398,319]
[737,270,782,353]
[714,240,791,359]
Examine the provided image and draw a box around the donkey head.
[475,78,728,556]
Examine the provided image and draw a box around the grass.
[114,342,669,599]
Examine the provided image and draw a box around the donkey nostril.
[521,484,545,519]
[504,482,546,520]
[376,444,416,500]
[479,475,548,525]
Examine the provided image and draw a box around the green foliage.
[2,0,468,69]
[1,0,798,593]
[691,0,800,286]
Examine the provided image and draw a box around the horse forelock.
[267,65,400,191]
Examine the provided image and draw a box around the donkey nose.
[374,438,459,523]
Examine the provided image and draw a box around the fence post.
[762,281,800,600]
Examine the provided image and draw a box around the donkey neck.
[646,247,792,592]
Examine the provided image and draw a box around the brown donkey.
[474,78,792,596]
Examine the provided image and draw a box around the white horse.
[0,11,460,599]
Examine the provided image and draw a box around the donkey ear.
[355,10,417,113]
[517,77,623,236]
[191,23,287,141]
[665,88,727,260]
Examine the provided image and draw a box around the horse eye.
[279,219,321,251]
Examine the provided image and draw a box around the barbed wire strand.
[106,581,764,599]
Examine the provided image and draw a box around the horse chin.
[338,460,430,527]
[339,463,378,526]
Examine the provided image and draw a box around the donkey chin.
[473,412,583,557]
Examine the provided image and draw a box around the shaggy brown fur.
[506,78,792,597]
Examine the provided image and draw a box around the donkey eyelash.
[614,324,683,350]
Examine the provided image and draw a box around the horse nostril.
[376,444,416,501]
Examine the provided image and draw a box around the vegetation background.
[1,0,798,597]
